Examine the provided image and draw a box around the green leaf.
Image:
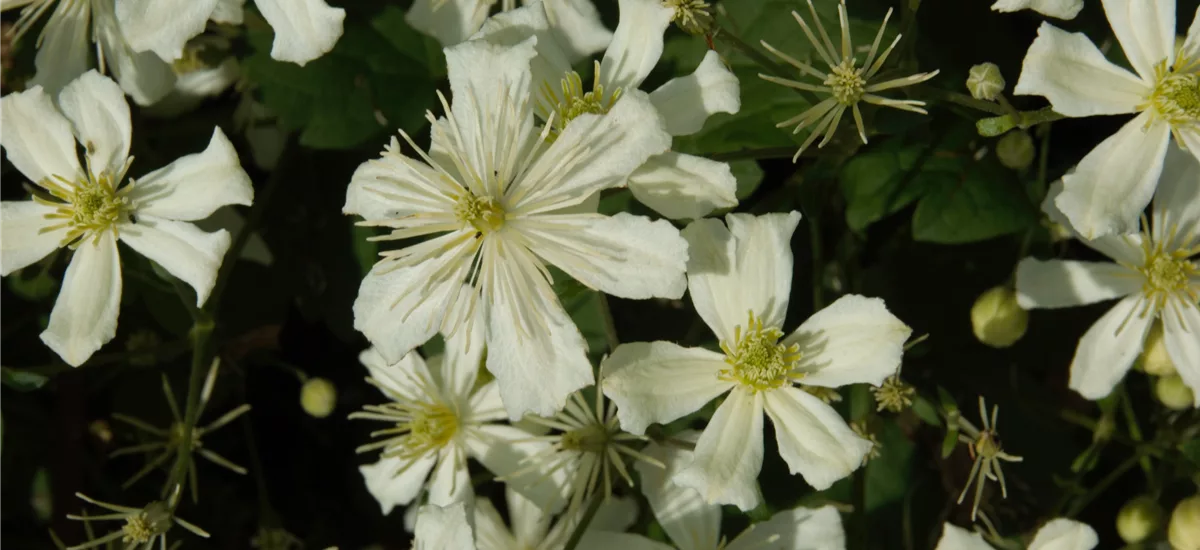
[911,164,1036,243]
[1180,439,1200,469]
[839,140,932,232]
[730,159,765,200]
[1,367,48,392]
[6,268,57,301]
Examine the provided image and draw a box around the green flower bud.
[1117,496,1164,544]
[1140,321,1177,376]
[967,62,1005,101]
[1156,374,1195,411]
[971,286,1028,348]
[1169,495,1200,550]
[996,131,1035,170]
[300,377,337,418]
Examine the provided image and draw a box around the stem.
[1066,453,1142,517]
[163,317,214,500]
[562,495,604,550]
[977,107,1065,137]
[852,465,868,550]
[597,294,620,352]
[924,88,1007,115]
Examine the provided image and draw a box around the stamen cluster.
[719,311,801,391]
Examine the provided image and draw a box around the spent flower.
[65,488,210,550]
[955,397,1023,521]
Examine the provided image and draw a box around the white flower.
[934,519,1098,550]
[114,0,344,66]
[637,433,847,550]
[1014,2,1200,238]
[143,42,241,119]
[408,0,611,60]
[474,486,661,550]
[0,71,253,366]
[343,37,687,419]
[415,503,476,550]
[601,212,912,510]
[1016,145,1200,405]
[473,0,742,220]
[1,0,176,104]
[353,321,566,514]
[990,0,1083,20]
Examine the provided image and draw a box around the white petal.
[117,217,230,306]
[0,85,81,184]
[441,297,486,402]
[114,0,217,61]
[95,18,178,106]
[511,91,670,214]
[1151,144,1200,252]
[473,2,574,91]
[1015,259,1142,309]
[1163,297,1200,407]
[210,0,245,24]
[360,347,434,401]
[1013,23,1147,117]
[58,71,132,181]
[360,454,438,515]
[1101,0,1175,82]
[682,212,802,343]
[599,0,673,91]
[28,0,91,98]
[445,36,538,175]
[725,505,847,550]
[627,152,738,220]
[1184,7,1200,61]
[763,386,870,491]
[428,446,473,506]
[253,0,344,65]
[674,386,764,511]
[414,502,476,550]
[637,434,721,550]
[539,0,612,63]
[991,0,1083,19]
[590,495,639,531]
[516,212,687,299]
[465,424,571,512]
[408,0,489,47]
[785,295,911,388]
[933,523,993,550]
[1028,518,1099,550]
[505,486,551,546]
[576,533,674,550]
[343,139,458,222]
[649,50,741,137]
[1068,296,1154,400]
[601,342,734,435]
[1039,180,1146,264]
[40,233,122,367]
[0,201,68,275]
[474,494,520,550]
[127,127,254,220]
[1057,113,1171,239]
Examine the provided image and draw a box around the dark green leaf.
[1,367,48,392]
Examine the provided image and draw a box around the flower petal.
[1151,143,1200,252]
[40,232,122,367]
[343,139,459,222]
[94,18,178,106]
[649,50,741,137]
[114,0,218,62]
[991,0,1083,19]
[128,127,254,221]
[1069,296,1154,400]
[674,386,764,511]
[1183,7,1200,61]
[763,386,870,490]
[637,434,721,550]
[682,212,802,342]
[785,294,911,388]
[0,201,68,275]
[1163,297,1200,407]
[1101,0,1175,82]
[1028,518,1099,550]
[408,0,489,47]
[627,152,738,220]
[724,505,847,550]
[28,0,91,98]
[0,85,81,184]
[1039,180,1146,264]
[1013,23,1147,117]
[516,212,688,300]
[360,454,438,515]
[539,0,612,63]
[210,0,245,24]
[360,346,434,401]
[473,2,574,91]
[414,502,475,550]
[933,523,993,550]
[505,486,551,545]
[466,424,571,512]
[599,0,673,91]
[474,494,521,550]
[1015,259,1142,309]
[441,296,486,402]
[601,342,733,435]
[58,71,132,183]
[445,36,538,176]
[1056,112,1171,239]
[427,446,473,506]
[576,533,674,550]
[117,217,230,306]
[254,0,345,65]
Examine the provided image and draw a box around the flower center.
[825,59,866,106]
[663,0,713,34]
[541,61,622,138]
[167,421,196,447]
[1141,250,1193,295]
[122,502,171,543]
[971,432,1002,459]
[403,404,458,457]
[560,424,610,454]
[454,192,506,234]
[719,311,801,392]
[1149,63,1200,126]
[37,171,130,247]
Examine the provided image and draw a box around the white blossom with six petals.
[934,519,1098,550]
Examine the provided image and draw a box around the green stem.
[562,495,604,550]
[1066,453,1143,517]
[162,316,214,501]
[977,107,1065,137]
[597,294,620,352]
[925,88,1007,115]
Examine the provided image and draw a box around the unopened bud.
[300,377,337,418]
[997,131,1035,170]
[1140,322,1176,376]
[1169,495,1200,550]
[967,63,1005,101]
[664,0,714,35]
[971,286,1028,348]
[1155,375,1194,411]
[1117,496,1164,544]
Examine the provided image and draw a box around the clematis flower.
[935,519,1098,550]
[474,486,662,550]
[408,0,611,61]
[114,0,344,66]
[0,70,253,366]
[1014,1,1200,238]
[343,37,687,419]
[414,503,476,550]
[1016,145,1200,405]
[990,0,1083,20]
[473,0,742,220]
[1,0,176,104]
[601,212,911,510]
[637,433,847,550]
[353,317,567,513]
